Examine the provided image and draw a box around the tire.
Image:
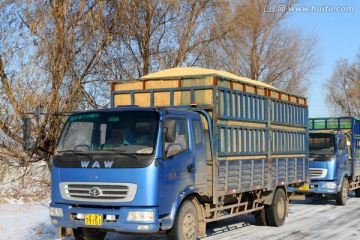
[254,208,268,226]
[265,188,287,227]
[166,200,198,240]
[72,228,106,240]
[355,188,360,198]
[336,178,349,205]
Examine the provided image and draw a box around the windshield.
[57,111,158,155]
[309,133,335,155]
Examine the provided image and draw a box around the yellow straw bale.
[134,93,150,107]
[114,94,131,106]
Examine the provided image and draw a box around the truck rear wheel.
[336,178,348,205]
[265,188,287,226]
[166,200,198,240]
[72,227,106,240]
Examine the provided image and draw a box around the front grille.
[310,168,327,178]
[60,182,137,202]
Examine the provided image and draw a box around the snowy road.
[1,193,360,240]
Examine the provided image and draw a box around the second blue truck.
[297,117,360,205]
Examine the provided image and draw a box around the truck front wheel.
[72,227,106,240]
[336,178,349,205]
[166,200,198,240]
[265,188,287,226]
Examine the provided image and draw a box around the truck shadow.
[291,196,338,205]
[204,215,256,237]
[291,191,356,206]
[108,217,256,239]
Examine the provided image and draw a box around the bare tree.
[109,0,230,78]
[324,52,360,116]
[0,0,321,172]
[202,0,319,96]
[0,0,232,169]
[0,0,120,168]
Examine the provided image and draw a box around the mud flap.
[198,221,206,237]
[191,197,207,238]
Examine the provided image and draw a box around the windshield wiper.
[103,149,139,161]
[58,150,93,159]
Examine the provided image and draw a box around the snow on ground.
[2,192,360,240]
[0,200,55,240]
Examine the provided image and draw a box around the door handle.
[187,164,194,173]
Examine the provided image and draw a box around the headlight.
[50,207,63,217]
[322,182,337,189]
[127,211,154,222]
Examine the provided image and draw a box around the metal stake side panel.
[216,88,308,196]
[111,81,308,202]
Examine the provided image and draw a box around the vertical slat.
[277,101,281,123]
[168,90,172,106]
[235,93,239,118]
[241,128,245,153]
[259,98,263,120]
[230,127,234,153]
[223,90,227,116]
[131,92,135,105]
[246,129,249,153]
[292,104,295,125]
[229,91,233,118]
[255,96,259,120]
[236,127,240,153]
[245,94,249,119]
[240,93,244,119]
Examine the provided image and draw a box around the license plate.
[298,184,309,191]
[85,214,102,226]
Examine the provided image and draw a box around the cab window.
[165,119,189,157]
[192,120,203,146]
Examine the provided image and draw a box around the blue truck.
[49,67,308,239]
[297,117,360,205]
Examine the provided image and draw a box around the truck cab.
[308,132,349,202]
[300,117,360,205]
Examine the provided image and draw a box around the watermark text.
[262,5,355,13]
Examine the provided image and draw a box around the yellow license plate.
[298,184,309,191]
[85,214,102,226]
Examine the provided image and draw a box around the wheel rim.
[276,196,285,219]
[182,212,196,239]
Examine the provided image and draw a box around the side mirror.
[164,119,176,143]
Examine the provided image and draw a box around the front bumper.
[294,181,338,195]
[50,203,160,233]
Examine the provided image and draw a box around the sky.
[286,0,360,118]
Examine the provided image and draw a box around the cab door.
[191,118,207,188]
[337,135,350,177]
[158,117,195,216]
